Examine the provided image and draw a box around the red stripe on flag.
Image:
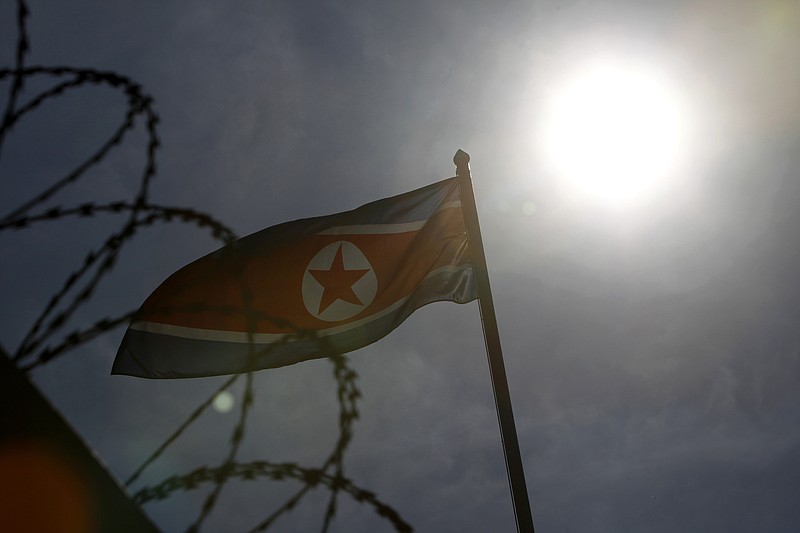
[134,206,468,335]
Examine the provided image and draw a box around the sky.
[2,0,800,531]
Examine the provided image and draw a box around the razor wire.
[0,1,410,531]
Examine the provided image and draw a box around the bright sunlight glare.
[540,57,692,207]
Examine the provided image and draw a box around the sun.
[540,56,691,207]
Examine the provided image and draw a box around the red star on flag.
[308,243,370,314]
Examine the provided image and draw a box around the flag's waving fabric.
[113,178,476,378]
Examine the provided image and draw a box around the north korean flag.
[113,178,476,378]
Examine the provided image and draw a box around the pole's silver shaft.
[454,149,535,533]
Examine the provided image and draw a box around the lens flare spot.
[522,201,537,216]
[0,440,93,533]
[213,391,235,413]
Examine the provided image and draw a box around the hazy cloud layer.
[3,0,800,531]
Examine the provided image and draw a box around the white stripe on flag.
[317,201,462,235]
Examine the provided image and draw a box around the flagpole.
[454,149,535,533]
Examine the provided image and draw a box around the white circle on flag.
[302,240,378,322]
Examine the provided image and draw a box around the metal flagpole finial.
[453,149,471,175]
